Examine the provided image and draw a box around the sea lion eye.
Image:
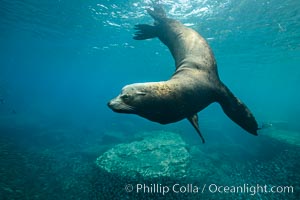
[121,94,130,99]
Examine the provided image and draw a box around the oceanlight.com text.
[124,183,294,196]
[208,183,293,195]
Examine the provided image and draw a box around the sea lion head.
[108,83,148,114]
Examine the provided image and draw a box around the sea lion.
[107,5,259,143]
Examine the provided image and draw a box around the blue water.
[0,0,299,199]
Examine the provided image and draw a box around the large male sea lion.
[108,5,259,143]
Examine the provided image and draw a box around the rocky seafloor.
[0,124,299,200]
[96,131,190,179]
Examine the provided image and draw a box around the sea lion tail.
[217,84,259,135]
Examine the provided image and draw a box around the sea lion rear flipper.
[218,84,259,135]
[133,24,157,40]
[188,114,205,143]
[146,5,167,22]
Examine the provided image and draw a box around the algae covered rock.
[262,128,300,147]
[95,131,190,178]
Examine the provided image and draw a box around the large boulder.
[95,131,190,178]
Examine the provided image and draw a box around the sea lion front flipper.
[188,114,205,144]
[133,24,157,40]
[218,84,259,135]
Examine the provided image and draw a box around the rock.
[262,128,300,147]
[95,131,190,178]
[3,187,13,193]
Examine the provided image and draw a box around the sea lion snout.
[107,96,135,114]
[107,100,114,109]
[107,97,122,113]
